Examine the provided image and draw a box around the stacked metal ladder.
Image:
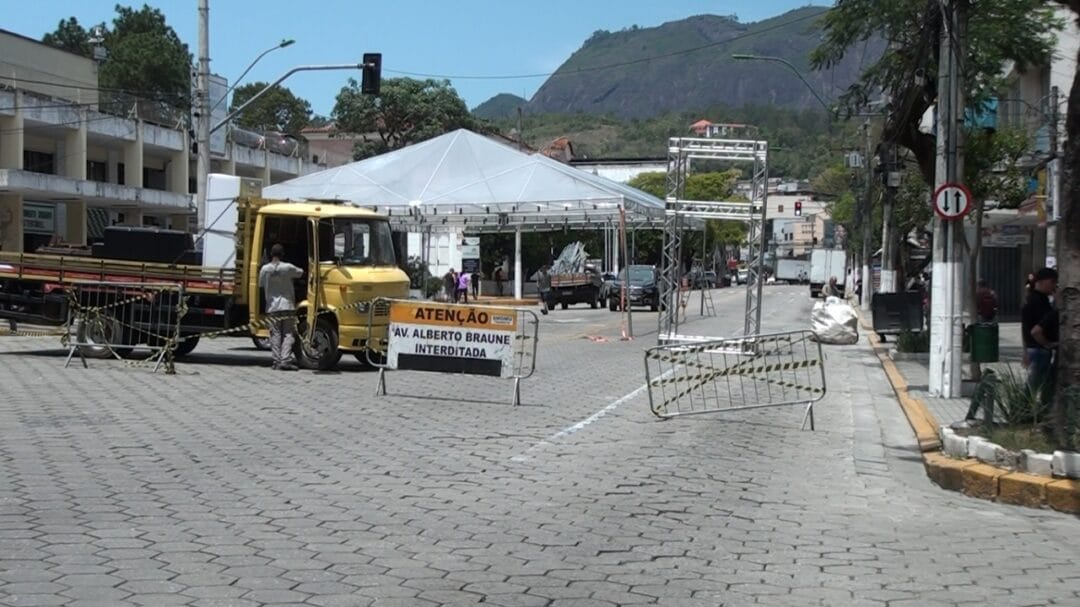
[701,282,716,317]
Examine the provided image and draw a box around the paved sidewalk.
[891,322,1026,426]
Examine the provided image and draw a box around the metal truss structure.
[659,137,769,342]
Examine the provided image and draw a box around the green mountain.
[472,93,527,120]
[526,7,874,118]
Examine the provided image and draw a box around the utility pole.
[929,0,965,398]
[861,119,873,311]
[880,144,898,292]
[195,0,210,235]
[516,106,524,151]
[1049,85,1061,267]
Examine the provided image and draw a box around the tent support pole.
[514,226,523,301]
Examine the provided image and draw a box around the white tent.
[263,128,666,231]
[264,129,669,297]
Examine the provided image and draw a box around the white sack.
[811,296,859,345]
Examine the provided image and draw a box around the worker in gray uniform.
[259,243,304,370]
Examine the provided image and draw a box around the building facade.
[0,29,315,253]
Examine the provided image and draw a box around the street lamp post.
[193,62,362,231]
[212,63,363,135]
[195,34,296,234]
[212,39,295,114]
[731,54,833,115]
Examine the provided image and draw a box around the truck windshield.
[322,218,396,267]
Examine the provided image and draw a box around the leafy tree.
[230,82,312,136]
[308,114,333,128]
[42,17,93,57]
[41,4,192,109]
[811,0,1059,183]
[333,77,477,159]
[100,5,191,107]
[1041,1,1080,449]
[627,170,747,268]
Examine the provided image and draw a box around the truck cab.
[247,202,409,370]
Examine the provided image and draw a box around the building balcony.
[0,169,192,210]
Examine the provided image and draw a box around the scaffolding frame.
[659,138,769,342]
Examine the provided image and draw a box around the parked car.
[735,268,749,285]
[608,265,659,312]
[688,269,718,289]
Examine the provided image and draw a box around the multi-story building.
[0,28,315,253]
[977,7,1078,318]
[688,119,757,139]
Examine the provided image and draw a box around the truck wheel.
[173,334,200,357]
[590,296,598,309]
[76,315,131,359]
[609,299,619,312]
[252,336,271,351]
[561,302,569,310]
[650,302,659,312]
[299,318,342,371]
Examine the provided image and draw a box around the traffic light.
[794,200,803,217]
[362,53,382,95]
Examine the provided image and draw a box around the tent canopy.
[263,129,666,232]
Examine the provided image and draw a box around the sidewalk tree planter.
[895,329,930,354]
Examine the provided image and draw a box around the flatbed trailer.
[0,188,409,369]
[548,272,603,310]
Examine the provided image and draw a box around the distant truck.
[775,259,810,284]
[809,248,847,298]
[548,268,604,310]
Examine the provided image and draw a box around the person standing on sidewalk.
[443,268,458,303]
[259,244,303,371]
[537,265,552,315]
[822,277,840,298]
[494,266,505,297]
[457,271,471,304]
[1021,267,1059,391]
[976,279,998,322]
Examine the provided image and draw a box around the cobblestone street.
[2,286,1080,606]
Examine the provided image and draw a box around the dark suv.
[607,265,659,312]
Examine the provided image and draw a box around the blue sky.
[8,1,829,115]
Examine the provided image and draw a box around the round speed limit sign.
[933,183,973,220]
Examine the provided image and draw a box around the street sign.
[933,183,973,220]
[387,300,518,377]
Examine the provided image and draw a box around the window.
[87,160,107,183]
[24,151,54,175]
[319,218,396,266]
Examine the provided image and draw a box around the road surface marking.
[510,370,671,462]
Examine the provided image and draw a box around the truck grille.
[372,300,390,317]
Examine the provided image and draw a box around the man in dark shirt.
[976,279,998,322]
[1021,267,1059,390]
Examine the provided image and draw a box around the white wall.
[573,162,666,184]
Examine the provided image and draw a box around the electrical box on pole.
[362,53,382,95]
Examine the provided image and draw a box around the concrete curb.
[857,309,1080,514]
[864,326,942,452]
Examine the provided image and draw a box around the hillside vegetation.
[523,7,878,118]
[490,104,851,180]
[472,93,527,120]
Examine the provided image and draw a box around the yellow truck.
[0,198,409,370]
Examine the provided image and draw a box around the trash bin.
[969,322,999,363]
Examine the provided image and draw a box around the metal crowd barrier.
[366,297,540,406]
[64,281,186,373]
[644,329,826,428]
